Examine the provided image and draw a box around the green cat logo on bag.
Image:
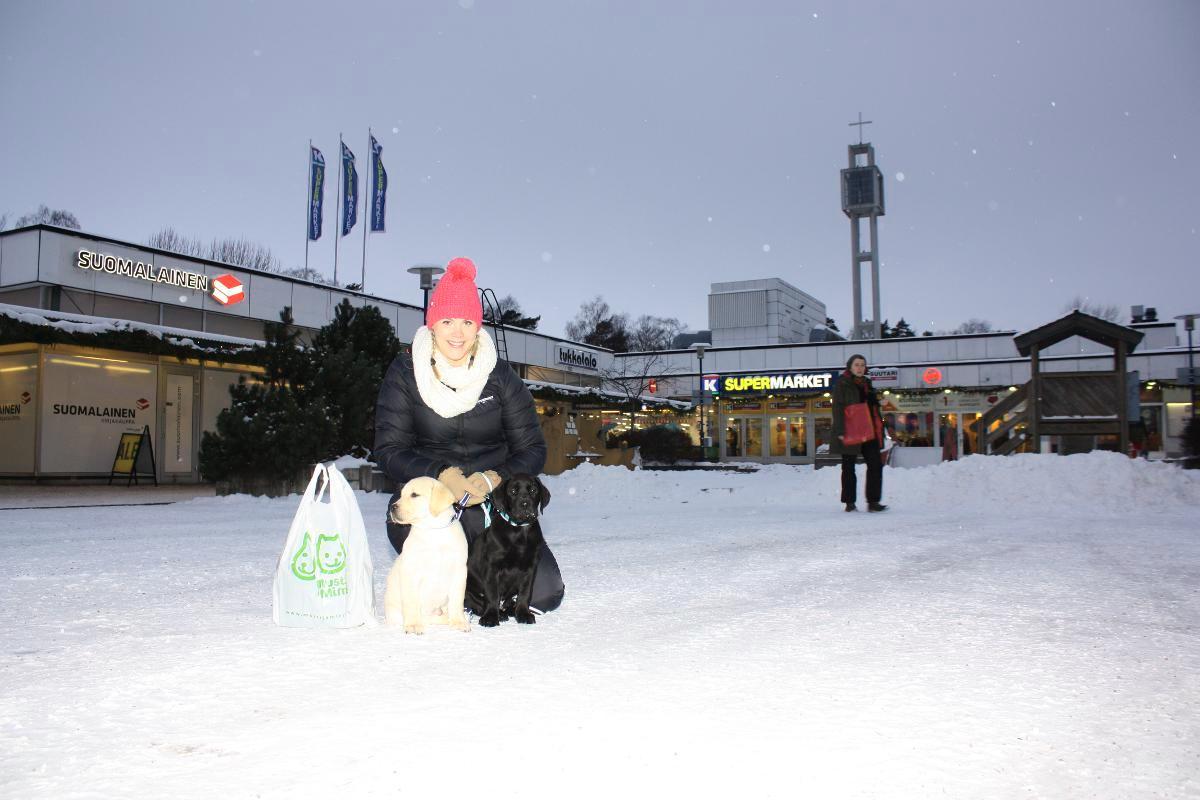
[290,532,317,581]
[289,531,350,598]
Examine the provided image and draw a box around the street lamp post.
[1177,313,1200,416]
[407,265,445,317]
[690,342,711,449]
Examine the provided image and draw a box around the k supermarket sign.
[718,371,836,396]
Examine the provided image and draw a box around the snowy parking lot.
[2,453,1198,799]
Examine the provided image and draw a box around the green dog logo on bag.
[290,532,317,581]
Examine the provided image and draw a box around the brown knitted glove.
[466,470,503,497]
[437,467,484,505]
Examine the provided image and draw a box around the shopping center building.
[1,225,1195,482]
[0,225,664,482]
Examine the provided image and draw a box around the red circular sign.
[923,368,943,386]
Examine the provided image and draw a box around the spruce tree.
[309,300,401,459]
[199,307,335,486]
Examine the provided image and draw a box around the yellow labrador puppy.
[384,477,470,634]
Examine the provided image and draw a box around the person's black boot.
[844,502,857,512]
[867,502,888,513]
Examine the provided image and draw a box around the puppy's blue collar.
[493,504,533,528]
[450,492,473,521]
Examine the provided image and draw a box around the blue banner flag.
[308,147,325,241]
[370,135,387,233]
[341,142,358,236]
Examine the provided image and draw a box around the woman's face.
[849,358,867,377]
[432,318,479,366]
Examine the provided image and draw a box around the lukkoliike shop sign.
[717,371,837,395]
[76,249,245,306]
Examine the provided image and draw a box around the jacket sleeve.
[372,355,453,485]
[494,365,547,479]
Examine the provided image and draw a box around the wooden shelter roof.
[1013,310,1144,357]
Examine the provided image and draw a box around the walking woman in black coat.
[830,354,888,513]
[373,257,564,612]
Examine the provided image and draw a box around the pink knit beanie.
[425,257,483,328]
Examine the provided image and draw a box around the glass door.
[725,416,764,459]
[938,412,960,461]
[961,412,980,457]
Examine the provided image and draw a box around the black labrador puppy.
[465,474,550,626]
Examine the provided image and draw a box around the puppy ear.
[537,477,551,512]
[429,480,456,516]
[490,481,509,514]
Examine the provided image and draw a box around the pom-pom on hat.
[425,257,483,328]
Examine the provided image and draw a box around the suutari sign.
[75,249,246,305]
[719,371,836,395]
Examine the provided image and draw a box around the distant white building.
[708,278,827,347]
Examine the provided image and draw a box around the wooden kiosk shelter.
[977,311,1144,456]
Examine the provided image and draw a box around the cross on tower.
[848,112,872,144]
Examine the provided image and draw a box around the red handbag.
[843,402,876,446]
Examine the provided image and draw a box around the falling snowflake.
[762,244,771,253]
[895,172,905,182]
[707,216,713,222]
[1050,101,1056,108]
[541,252,553,263]
[392,127,399,134]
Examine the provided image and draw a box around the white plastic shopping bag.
[272,463,376,628]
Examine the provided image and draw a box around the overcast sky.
[2,0,1198,340]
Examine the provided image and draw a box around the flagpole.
[334,132,343,286]
[361,128,370,292]
[305,139,312,274]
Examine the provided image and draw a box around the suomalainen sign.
[718,371,836,395]
[77,249,210,291]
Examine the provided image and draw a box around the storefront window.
[813,415,833,454]
[888,410,934,446]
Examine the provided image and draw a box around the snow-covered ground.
[2,453,1199,799]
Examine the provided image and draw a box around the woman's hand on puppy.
[437,467,483,505]
[466,470,502,498]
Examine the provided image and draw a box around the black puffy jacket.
[372,352,546,488]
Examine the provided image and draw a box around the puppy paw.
[515,609,536,625]
[478,610,501,627]
[403,623,425,635]
[448,616,471,632]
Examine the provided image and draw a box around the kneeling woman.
[373,257,564,613]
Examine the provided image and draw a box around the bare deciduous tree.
[628,314,688,351]
[15,205,81,229]
[1064,296,1120,322]
[148,227,205,257]
[208,237,282,272]
[566,295,630,351]
[147,227,340,287]
[953,318,994,334]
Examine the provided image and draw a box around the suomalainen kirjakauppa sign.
[75,249,245,306]
[717,371,837,395]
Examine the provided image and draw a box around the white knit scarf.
[411,326,498,418]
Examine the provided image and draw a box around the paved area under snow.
[2,453,1198,799]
